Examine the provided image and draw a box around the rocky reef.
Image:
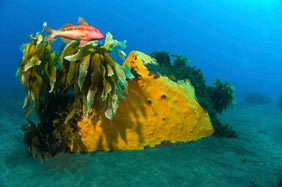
[277,95,282,109]
[244,93,272,105]
[16,30,234,160]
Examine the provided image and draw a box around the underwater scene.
[1,0,282,186]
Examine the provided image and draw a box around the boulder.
[244,93,272,105]
[69,51,214,152]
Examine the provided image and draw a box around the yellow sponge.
[69,51,214,152]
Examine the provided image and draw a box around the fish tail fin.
[43,22,57,41]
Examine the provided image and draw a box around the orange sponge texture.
[69,51,214,152]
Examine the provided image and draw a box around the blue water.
[1,0,282,186]
[2,0,282,98]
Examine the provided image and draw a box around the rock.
[244,93,272,105]
[69,51,214,152]
[277,96,282,109]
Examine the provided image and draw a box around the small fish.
[44,17,104,47]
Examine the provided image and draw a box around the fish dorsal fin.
[59,23,74,31]
[78,17,88,25]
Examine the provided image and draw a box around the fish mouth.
[98,32,105,39]
[95,36,104,40]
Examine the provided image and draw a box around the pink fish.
[44,17,104,47]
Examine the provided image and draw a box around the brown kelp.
[59,32,133,122]
[17,30,134,159]
[16,32,57,118]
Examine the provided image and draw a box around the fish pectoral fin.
[61,37,72,44]
[79,31,88,39]
[78,17,88,25]
[79,40,89,47]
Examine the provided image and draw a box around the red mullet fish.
[44,17,104,47]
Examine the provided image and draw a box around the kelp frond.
[103,32,127,60]
[16,32,58,118]
[61,37,134,122]
[17,29,134,159]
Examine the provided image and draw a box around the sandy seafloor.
[0,87,281,187]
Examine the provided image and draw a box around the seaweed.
[17,29,134,159]
[16,32,58,118]
[150,51,171,67]
[208,79,235,114]
[148,51,237,138]
[210,115,238,138]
